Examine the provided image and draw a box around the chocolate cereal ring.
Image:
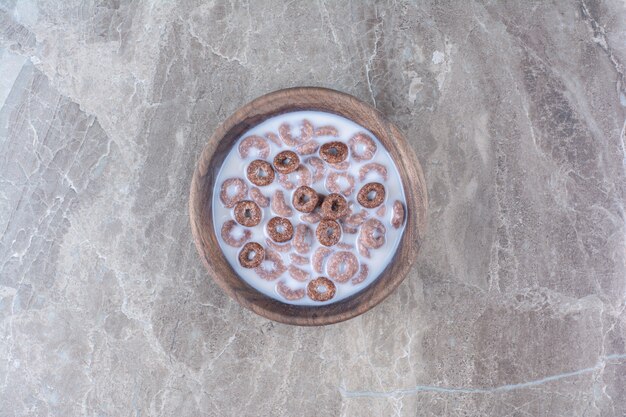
[221,220,251,247]
[289,253,309,265]
[352,263,369,285]
[292,186,319,213]
[239,135,270,159]
[254,249,286,280]
[359,162,388,182]
[276,281,305,301]
[306,156,327,182]
[265,238,291,253]
[319,141,348,164]
[357,239,371,258]
[271,190,293,217]
[265,132,282,147]
[357,182,385,208]
[219,177,248,208]
[278,165,311,190]
[325,172,356,196]
[320,193,349,220]
[312,247,333,274]
[273,150,300,174]
[360,218,386,249]
[314,126,339,137]
[295,140,319,155]
[301,119,314,143]
[316,219,341,247]
[345,210,368,227]
[300,210,322,224]
[234,200,262,227]
[238,242,265,268]
[330,161,350,171]
[348,133,376,162]
[246,159,275,186]
[376,205,386,217]
[307,277,336,302]
[266,217,293,243]
[278,123,299,147]
[288,264,310,282]
[336,242,353,250]
[391,200,405,229]
[250,187,270,208]
[293,223,313,254]
[327,251,359,283]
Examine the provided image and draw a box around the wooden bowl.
[189,87,427,326]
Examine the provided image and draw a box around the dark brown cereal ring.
[301,119,314,143]
[376,205,386,217]
[319,141,349,164]
[320,193,349,220]
[238,242,265,268]
[265,238,291,253]
[312,247,333,274]
[292,186,319,213]
[271,190,293,217]
[276,281,305,301]
[278,165,311,190]
[246,160,275,186]
[360,218,386,249]
[239,135,270,159]
[288,264,310,282]
[327,251,359,283]
[278,123,299,147]
[265,132,282,147]
[314,126,339,137]
[391,200,405,229]
[326,172,356,196]
[348,132,376,162]
[352,263,369,285]
[295,140,319,155]
[254,249,286,280]
[316,219,341,247]
[219,177,248,208]
[357,239,371,258]
[289,253,309,265]
[250,187,269,208]
[307,277,336,302]
[306,156,327,182]
[359,162,388,182]
[273,150,300,174]
[300,210,322,224]
[293,223,313,254]
[266,217,294,243]
[330,161,350,171]
[221,220,252,247]
[357,182,385,208]
[234,200,262,227]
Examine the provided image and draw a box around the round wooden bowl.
[189,87,427,326]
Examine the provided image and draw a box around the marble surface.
[1,0,625,416]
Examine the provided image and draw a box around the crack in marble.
[339,353,626,398]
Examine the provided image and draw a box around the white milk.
[212,111,407,305]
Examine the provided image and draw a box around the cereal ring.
[278,123,299,147]
[312,247,333,274]
[271,190,293,217]
[357,182,385,208]
[265,238,291,253]
[219,177,248,208]
[273,150,300,174]
[276,281,305,301]
[239,135,270,159]
[319,141,349,164]
[316,219,341,247]
[293,224,314,254]
[254,249,286,280]
[307,277,336,302]
[292,186,320,213]
[326,172,356,196]
[301,119,314,143]
[348,133,376,162]
[295,140,319,155]
[376,205,386,217]
[352,263,369,285]
[359,162,388,182]
[391,200,405,229]
[278,165,311,190]
[288,264,310,282]
[250,187,270,208]
[340,221,359,234]
[314,126,339,137]
[234,200,262,227]
[238,242,265,268]
[246,160,275,186]
[327,251,359,283]
[320,193,349,220]
[221,220,251,247]
[360,218,386,249]
[289,253,309,265]
[345,210,368,227]
[336,242,353,250]
[266,217,294,243]
[330,161,350,171]
[265,132,282,147]
[306,156,327,182]
[357,239,370,258]
[300,210,322,224]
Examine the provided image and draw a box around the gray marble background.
[1,1,625,416]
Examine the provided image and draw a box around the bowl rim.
[189,87,428,326]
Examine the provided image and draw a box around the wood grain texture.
[189,87,428,326]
